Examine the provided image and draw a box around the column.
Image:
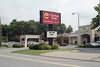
[91,30,95,43]
[69,37,73,44]
[20,36,22,45]
[78,36,81,45]
[25,37,28,47]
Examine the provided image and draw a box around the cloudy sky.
[0,0,99,31]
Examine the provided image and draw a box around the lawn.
[0,46,8,48]
[14,48,76,55]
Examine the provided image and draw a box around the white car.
[90,42,100,46]
[27,41,39,45]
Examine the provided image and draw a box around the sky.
[0,0,99,31]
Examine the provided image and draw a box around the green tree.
[53,24,67,34]
[2,19,68,41]
[66,25,73,33]
[91,4,100,29]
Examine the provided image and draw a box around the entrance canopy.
[20,35,40,47]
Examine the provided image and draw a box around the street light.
[99,0,100,4]
[99,0,100,3]
[72,12,81,45]
[72,12,80,30]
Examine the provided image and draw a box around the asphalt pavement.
[0,48,100,67]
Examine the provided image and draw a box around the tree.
[2,19,48,41]
[66,25,73,33]
[2,19,68,41]
[53,24,67,34]
[91,4,100,29]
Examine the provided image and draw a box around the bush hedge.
[0,45,8,48]
[29,44,40,50]
[51,44,59,49]
[29,43,59,50]
[39,44,51,50]
[13,44,24,48]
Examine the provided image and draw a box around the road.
[0,48,100,67]
[79,48,100,53]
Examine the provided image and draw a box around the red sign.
[40,11,61,24]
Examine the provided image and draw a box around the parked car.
[1,42,20,47]
[85,43,90,45]
[60,43,68,46]
[90,43,100,46]
[27,41,39,45]
[96,41,100,44]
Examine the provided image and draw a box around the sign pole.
[40,10,61,46]
[48,24,53,45]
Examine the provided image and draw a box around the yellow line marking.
[0,55,83,67]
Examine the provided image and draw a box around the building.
[20,25,100,47]
[58,25,100,45]
[20,35,41,47]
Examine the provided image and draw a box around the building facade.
[58,25,100,45]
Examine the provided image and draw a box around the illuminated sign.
[40,11,61,24]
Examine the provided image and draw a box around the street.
[0,48,100,67]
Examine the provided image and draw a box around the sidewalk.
[41,50,100,62]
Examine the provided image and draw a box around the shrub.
[27,44,31,47]
[29,43,52,50]
[0,45,8,48]
[39,44,51,50]
[29,42,60,50]
[51,44,59,49]
[29,44,40,50]
[13,44,24,48]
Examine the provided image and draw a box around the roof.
[20,35,40,38]
[79,25,90,28]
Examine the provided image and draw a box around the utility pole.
[72,12,81,45]
[48,24,53,45]
[0,17,2,46]
[99,0,100,26]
